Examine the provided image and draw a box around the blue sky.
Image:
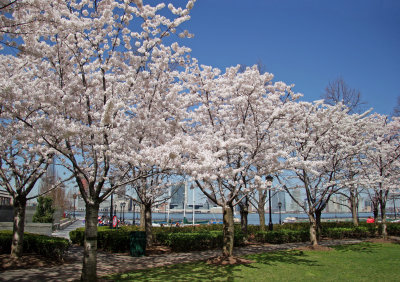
[170,0,400,116]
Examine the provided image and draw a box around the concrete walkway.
[0,239,364,282]
[51,217,85,240]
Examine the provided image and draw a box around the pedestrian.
[366,216,375,223]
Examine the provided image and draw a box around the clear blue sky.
[170,0,400,116]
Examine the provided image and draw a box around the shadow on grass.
[331,242,378,253]
[245,250,320,267]
[106,261,250,281]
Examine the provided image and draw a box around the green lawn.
[105,242,400,281]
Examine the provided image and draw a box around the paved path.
[0,239,364,282]
[51,218,85,240]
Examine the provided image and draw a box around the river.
[84,211,375,225]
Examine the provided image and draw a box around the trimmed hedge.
[70,227,131,252]
[70,226,245,253]
[158,231,244,252]
[68,222,400,253]
[0,230,70,261]
[387,223,400,236]
[322,227,369,239]
[0,231,12,254]
[255,229,309,244]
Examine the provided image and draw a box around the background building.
[289,189,302,212]
[271,190,286,212]
[170,184,185,209]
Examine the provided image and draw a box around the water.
[86,211,374,225]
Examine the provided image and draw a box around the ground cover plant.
[105,242,400,281]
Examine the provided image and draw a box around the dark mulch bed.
[0,245,171,271]
[0,253,64,271]
[366,237,400,244]
[294,245,333,252]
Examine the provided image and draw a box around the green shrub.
[323,227,369,239]
[279,222,310,231]
[160,231,244,252]
[255,229,309,244]
[70,226,245,253]
[387,223,400,236]
[0,230,70,261]
[70,227,131,252]
[164,232,221,251]
[69,227,85,245]
[97,229,130,252]
[0,230,13,254]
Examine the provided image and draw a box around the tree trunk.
[349,189,359,226]
[258,199,266,232]
[222,205,235,257]
[373,201,379,221]
[308,215,318,246]
[380,201,387,239]
[315,210,322,241]
[351,202,359,226]
[239,201,248,236]
[11,195,27,258]
[240,208,248,235]
[81,202,99,282]
[140,203,145,228]
[144,203,153,247]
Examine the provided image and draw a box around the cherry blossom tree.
[321,78,370,226]
[361,115,400,238]
[0,55,68,258]
[2,1,196,280]
[278,101,370,245]
[182,63,298,258]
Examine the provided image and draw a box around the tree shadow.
[245,250,320,267]
[104,243,386,281]
[331,242,377,253]
[105,261,248,281]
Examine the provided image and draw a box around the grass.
[105,242,400,281]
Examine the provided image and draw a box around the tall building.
[289,188,302,212]
[0,188,12,206]
[326,194,348,213]
[170,183,185,209]
[271,190,286,212]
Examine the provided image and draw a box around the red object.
[112,216,118,228]
[366,217,375,223]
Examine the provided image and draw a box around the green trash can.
[130,231,146,257]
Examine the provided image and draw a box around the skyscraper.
[170,183,185,209]
[271,191,286,212]
[289,188,302,212]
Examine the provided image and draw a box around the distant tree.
[322,77,366,114]
[239,59,267,74]
[392,96,400,117]
[32,196,55,223]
